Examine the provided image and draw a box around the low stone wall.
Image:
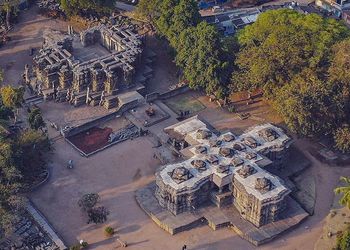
[66,124,140,157]
[61,99,139,138]
[145,85,190,103]
[27,201,67,249]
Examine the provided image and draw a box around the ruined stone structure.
[155,117,292,227]
[32,24,144,109]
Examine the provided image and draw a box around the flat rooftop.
[159,117,291,201]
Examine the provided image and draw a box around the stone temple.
[31,24,144,109]
[136,116,309,245]
[156,117,291,226]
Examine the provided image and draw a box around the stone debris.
[0,214,60,250]
[108,124,139,143]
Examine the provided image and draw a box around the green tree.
[0,86,24,123]
[0,140,24,236]
[135,0,161,24]
[155,0,200,48]
[60,0,115,16]
[28,108,46,131]
[328,38,350,120]
[334,126,350,153]
[155,0,179,38]
[17,130,50,178]
[0,105,13,120]
[336,230,350,250]
[176,22,230,98]
[335,177,350,209]
[167,0,200,48]
[231,9,349,97]
[0,86,24,110]
[272,69,340,136]
[0,0,20,30]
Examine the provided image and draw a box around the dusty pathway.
[0,6,67,86]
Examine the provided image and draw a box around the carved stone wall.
[232,176,288,227]
[155,173,212,215]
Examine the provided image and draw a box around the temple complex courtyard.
[2,3,350,250]
[27,120,350,250]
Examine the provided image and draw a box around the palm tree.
[335,176,350,209]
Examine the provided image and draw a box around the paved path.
[115,1,135,12]
[27,202,67,250]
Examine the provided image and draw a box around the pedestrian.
[182,245,187,250]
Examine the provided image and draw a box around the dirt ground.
[29,136,252,250]
[4,4,350,250]
[144,35,179,94]
[0,6,67,86]
[68,127,113,154]
[315,190,350,250]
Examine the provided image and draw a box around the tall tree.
[135,0,161,24]
[155,0,179,38]
[0,140,24,236]
[335,177,350,209]
[0,0,20,30]
[60,0,115,16]
[272,69,341,136]
[328,38,350,120]
[0,86,24,110]
[0,86,24,123]
[167,0,200,48]
[28,108,45,131]
[231,9,349,97]
[176,22,230,98]
[334,126,350,153]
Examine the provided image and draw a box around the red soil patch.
[68,127,113,154]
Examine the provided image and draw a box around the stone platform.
[135,182,309,246]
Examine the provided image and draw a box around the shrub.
[78,193,100,211]
[69,244,81,250]
[81,241,88,248]
[336,230,350,250]
[227,104,236,113]
[104,226,114,237]
[334,126,350,153]
[87,206,109,224]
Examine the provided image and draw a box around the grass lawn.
[164,93,206,115]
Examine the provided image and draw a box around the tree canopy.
[232,9,349,96]
[334,127,350,153]
[136,0,234,98]
[0,83,49,236]
[28,108,46,131]
[335,177,350,209]
[0,86,24,110]
[231,9,350,137]
[175,22,232,97]
[60,0,115,16]
[135,0,161,23]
